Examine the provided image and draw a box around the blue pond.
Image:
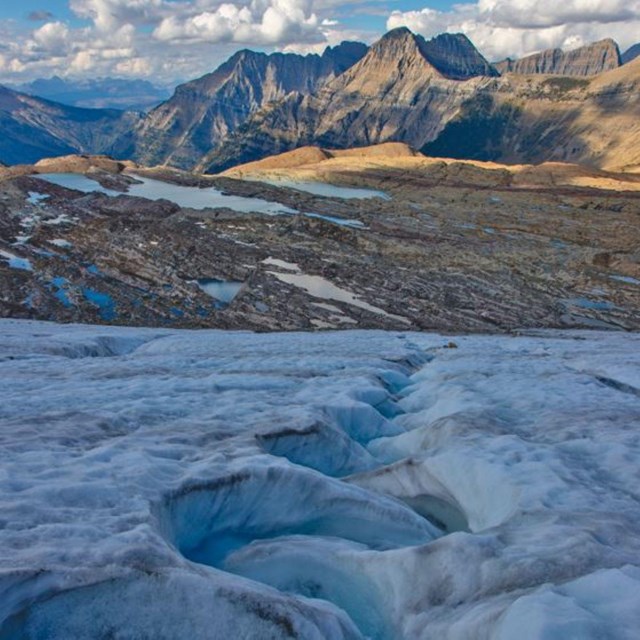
[565,297,618,311]
[82,288,117,321]
[36,173,366,228]
[49,277,73,308]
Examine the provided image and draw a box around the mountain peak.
[131,44,368,168]
[418,32,499,79]
[371,26,422,58]
[370,28,497,79]
[380,26,414,40]
[322,40,368,60]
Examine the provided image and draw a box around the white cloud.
[0,0,336,84]
[69,0,166,31]
[114,56,153,75]
[1,0,638,85]
[478,0,638,29]
[387,0,640,60]
[31,22,71,55]
[153,0,321,46]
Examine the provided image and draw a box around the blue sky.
[0,0,455,23]
[0,0,638,85]
[0,2,75,24]
[0,0,459,34]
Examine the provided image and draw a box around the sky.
[0,0,638,86]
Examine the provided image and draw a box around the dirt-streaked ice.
[0,321,639,639]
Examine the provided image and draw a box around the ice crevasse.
[0,321,639,639]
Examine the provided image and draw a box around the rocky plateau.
[1,147,639,333]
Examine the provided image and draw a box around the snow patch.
[0,250,32,271]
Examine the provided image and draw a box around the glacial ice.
[1,321,639,639]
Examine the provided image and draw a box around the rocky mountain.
[494,39,621,76]
[622,43,640,64]
[1,28,637,173]
[10,76,170,111]
[414,30,498,79]
[126,42,368,169]
[0,85,138,165]
[201,31,640,174]
[200,28,498,172]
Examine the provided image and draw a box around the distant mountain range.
[7,77,170,111]
[0,86,136,165]
[1,30,639,171]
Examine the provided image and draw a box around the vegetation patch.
[542,77,590,94]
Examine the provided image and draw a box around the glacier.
[1,320,640,639]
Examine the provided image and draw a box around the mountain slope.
[495,39,622,76]
[128,42,368,169]
[201,28,498,172]
[0,86,138,165]
[202,32,640,173]
[424,58,640,170]
[622,43,640,64]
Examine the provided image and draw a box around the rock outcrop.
[125,42,368,170]
[424,58,640,170]
[2,151,640,331]
[495,39,621,76]
[223,142,421,175]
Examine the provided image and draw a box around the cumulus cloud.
[0,0,338,83]
[69,0,166,31]
[387,0,640,60]
[2,0,639,85]
[153,0,322,46]
[31,21,72,54]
